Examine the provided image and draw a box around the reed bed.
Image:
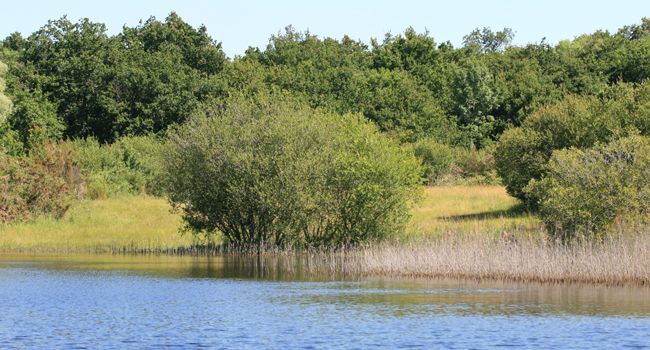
[216,232,650,286]
[346,234,650,286]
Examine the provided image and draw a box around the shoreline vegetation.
[2,15,650,288]
[2,186,648,287]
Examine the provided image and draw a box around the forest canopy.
[2,14,650,151]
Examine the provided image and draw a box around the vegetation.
[2,14,650,245]
[164,98,421,249]
[0,142,82,223]
[413,139,499,185]
[343,233,650,286]
[0,196,191,252]
[529,135,650,239]
[70,135,165,199]
[0,60,12,122]
[0,185,533,253]
[495,83,650,205]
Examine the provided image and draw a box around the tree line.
[2,14,649,150]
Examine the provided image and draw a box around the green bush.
[7,90,64,151]
[412,139,499,185]
[0,142,81,223]
[70,136,165,198]
[413,139,455,185]
[496,84,650,205]
[528,135,650,240]
[163,98,422,249]
[453,145,500,185]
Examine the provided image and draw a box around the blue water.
[0,255,648,349]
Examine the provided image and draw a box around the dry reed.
[347,234,650,286]
[226,232,650,286]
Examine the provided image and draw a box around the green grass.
[406,186,541,239]
[0,196,194,253]
[0,186,540,252]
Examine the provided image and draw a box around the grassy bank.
[0,186,537,253]
[0,196,194,253]
[407,186,540,238]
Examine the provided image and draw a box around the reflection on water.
[0,254,649,349]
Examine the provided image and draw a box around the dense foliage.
[528,136,650,239]
[70,136,165,199]
[495,82,650,204]
[3,15,650,149]
[0,61,11,122]
[163,98,422,249]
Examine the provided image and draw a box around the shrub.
[496,84,650,205]
[453,145,499,185]
[0,142,82,223]
[0,60,12,122]
[528,135,650,240]
[70,136,165,198]
[413,138,455,185]
[412,139,499,186]
[163,98,422,249]
[7,90,64,151]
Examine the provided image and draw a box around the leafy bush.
[163,98,422,249]
[453,145,499,184]
[528,135,650,240]
[70,136,165,198]
[496,84,650,205]
[413,139,455,184]
[413,139,498,185]
[0,142,82,223]
[7,89,64,151]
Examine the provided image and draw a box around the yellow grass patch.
[406,186,541,239]
[0,196,193,253]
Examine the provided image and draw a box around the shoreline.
[1,187,647,287]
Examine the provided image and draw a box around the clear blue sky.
[1,0,649,58]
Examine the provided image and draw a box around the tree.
[529,135,650,239]
[14,14,228,142]
[7,89,64,151]
[495,82,650,205]
[163,97,422,249]
[463,27,514,53]
[0,60,12,123]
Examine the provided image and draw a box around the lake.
[0,254,649,349]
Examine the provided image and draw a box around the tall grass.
[181,231,650,286]
[348,233,650,286]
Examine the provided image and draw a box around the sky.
[1,0,649,58]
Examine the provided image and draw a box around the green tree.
[163,96,422,249]
[14,14,227,142]
[496,82,650,204]
[7,89,63,151]
[528,135,650,239]
[463,27,514,53]
[0,60,12,122]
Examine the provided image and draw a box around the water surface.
[0,254,648,349]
